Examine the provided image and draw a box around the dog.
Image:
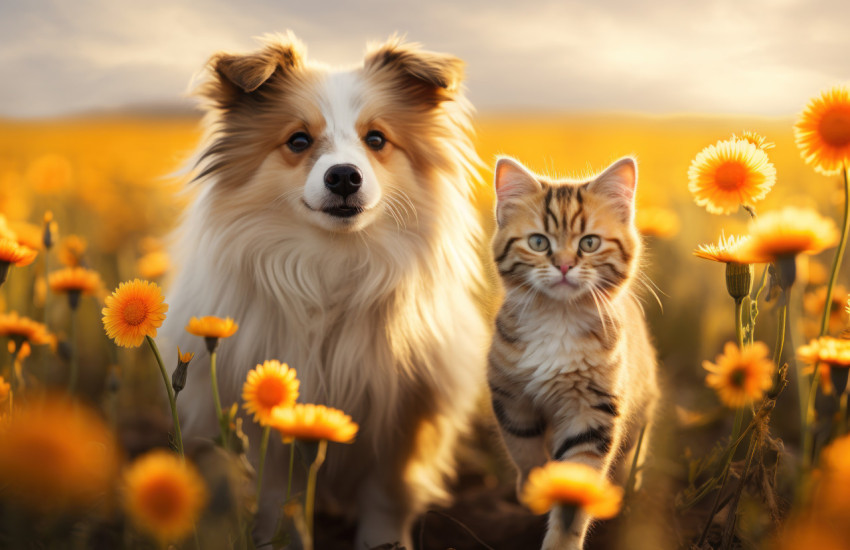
[161,32,490,548]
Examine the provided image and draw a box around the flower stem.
[305,439,327,542]
[68,308,78,394]
[146,336,184,457]
[734,297,744,349]
[256,426,271,503]
[287,441,295,502]
[624,424,647,501]
[209,350,228,450]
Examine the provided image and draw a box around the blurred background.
[2,1,850,548]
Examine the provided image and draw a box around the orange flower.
[688,138,776,215]
[795,85,850,175]
[731,207,839,264]
[57,235,88,267]
[694,233,750,264]
[268,404,358,443]
[185,316,238,339]
[137,251,170,280]
[122,450,208,542]
[48,266,102,295]
[0,237,38,267]
[797,337,850,395]
[242,360,300,426]
[102,279,169,348]
[0,311,53,346]
[521,461,622,518]
[704,342,774,408]
[732,131,774,151]
[0,396,121,514]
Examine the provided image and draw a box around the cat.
[487,156,659,549]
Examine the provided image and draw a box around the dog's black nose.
[324,164,363,198]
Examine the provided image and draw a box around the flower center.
[819,106,850,148]
[714,161,747,191]
[141,477,184,522]
[122,300,148,326]
[730,367,747,389]
[257,378,286,408]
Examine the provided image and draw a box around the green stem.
[734,298,744,349]
[287,442,295,502]
[256,426,271,503]
[209,350,228,450]
[624,425,647,501]
[697,458,733,546]
[146,336,184,457]
[720,431,759,549]
[773,290,788,365]
[8,347,19,394]
[68,308,78,394]
[305,439,327,543]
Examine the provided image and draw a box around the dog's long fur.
[161,33,489,548]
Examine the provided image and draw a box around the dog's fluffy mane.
[162,32,490,523]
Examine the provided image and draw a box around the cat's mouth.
[553,276,578,288]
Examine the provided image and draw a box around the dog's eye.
[364,131,386,151]
[286,132,312,153]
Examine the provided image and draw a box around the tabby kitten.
[488,156,659,550]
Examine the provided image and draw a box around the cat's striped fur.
[488,156,659,550]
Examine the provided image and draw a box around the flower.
[801,286,847,339]
[268,403,358,443]
[122,450,208,542]
[694,233,750,264]
[0,237,38,267]
[0,396,121,513]
[520,461,622,518]
[688,138,776,215]
[48,266,103,296]
[732,130,774,151]
[795,85,850,175]
[57,235,88,267]
[102,279,169,348]
[634,206,680,238]
[797,337,850,395]
[172,347,195,397]
[0,311,53,346]
[703,342,774,408]
[242,360,300,426]
[137,251,170,280]
[185,316,239,339]
[731,207,839,264]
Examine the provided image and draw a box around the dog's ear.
[364,37,464,98]
[200,33,305,105]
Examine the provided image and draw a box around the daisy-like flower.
[243,360,300,426]
[731,207,839,265]
[48,267,103,310]
[635,206,680,239]
[0,237,38,285]
[102,279,169,348]
[57,235,87,267]
[171,347,195,397]
[137,251,170,280]
[694,233,750,263]
[0,396,121,514]
[185,316,238,339]
[695,233,753,300]
[0,311,53,347]
[795,85,850,176]
[732,130,775,151]
[521,461,622,518]
[798,337,850,395]
[688,138,776,215]
[704,342,775,408]
[122,450,208,543]
[268,403,358,443]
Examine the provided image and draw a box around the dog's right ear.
[200,33,306,105]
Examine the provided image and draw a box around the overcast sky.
[1,0,847,118]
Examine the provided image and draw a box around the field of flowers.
[1,86,850,549]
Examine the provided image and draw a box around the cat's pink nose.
[560,263,573,274]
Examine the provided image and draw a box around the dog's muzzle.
[322,164,364,218]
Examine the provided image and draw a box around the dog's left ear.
[364,37,464,97]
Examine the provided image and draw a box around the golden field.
[1,109,850,549]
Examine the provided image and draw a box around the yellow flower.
[57,235,88,267]
[0,396,121,514]
[521,461,622,518]
[268,403,358,443]
[48,266,103,295]
[0,237,38,267]
[122,450,208,543]
[797,337,850,395]
[177,347,194,364]
[0,311,53,346]
[0,376,9,403]
[795,85,850,175]
[703,342,774,408]
[185,316,239,339]
[694,233,749,263]
[688,138,776,215]
[243,360,300,426]
[137,251,170,280]
[731,130,774,151]
[635,207,680,238]
[102,279,169,348]
[731,207,839,264]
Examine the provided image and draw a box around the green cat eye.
[528,234,550,252]
[579,234,601,253]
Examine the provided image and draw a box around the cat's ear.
[589,157,637,222]
[494,157,541,225]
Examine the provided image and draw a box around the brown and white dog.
[161,33,489,548]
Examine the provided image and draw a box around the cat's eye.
[528,234,550,252]
[286,132,312,153]
[364,130,386,151]
[579,235,601,253]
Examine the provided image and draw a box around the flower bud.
[725,262,754,300]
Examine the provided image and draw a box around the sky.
[1,0,848,118]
